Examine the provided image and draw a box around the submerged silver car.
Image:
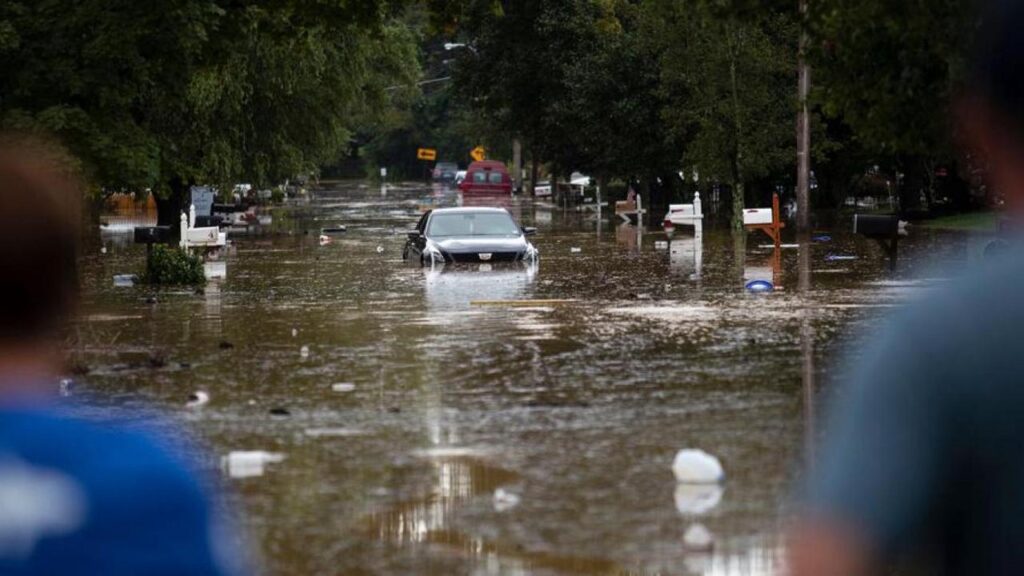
[403,207,539,265]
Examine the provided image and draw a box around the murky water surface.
[73,182,980,575]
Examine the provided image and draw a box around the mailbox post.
[744,193,785,248]
[133,225,172,271]
[853,213,900,270]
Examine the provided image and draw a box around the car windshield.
[427,212,520,237]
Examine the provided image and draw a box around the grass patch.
[916,211,1000,231]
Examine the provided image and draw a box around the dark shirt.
[0,407,234,575]
[809,255,1024,575]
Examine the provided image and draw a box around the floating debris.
[331,383,356,393]
[376,246,385,254]
[145,296,158,305]
[305,428,365,438]
[300,345,310,358]
[187,391,210,408]
[221,451,285,479]
[493,488,521,512]
[745,280,774,293]
[683,523,714,551]
[291,328,298,338]
[674,484,724,516]
[570,247,582,254]
[269,407,290,417]
[672,449,725,484]
[813,235,833,242]
[112,274,136,288]
[471,299,577,307]
[320,226,347,235]
[655,241,669,250]
[825,254,858,262]
[218,341,234,350]
[59,379,73,398]
[318,235,332,246]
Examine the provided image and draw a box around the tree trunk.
[512,138,523,193]
[732,180,746,232]
[727,20,746,231]
[155,177,187,239]
[529,152,539,196]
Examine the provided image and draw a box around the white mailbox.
[743,208,773,226]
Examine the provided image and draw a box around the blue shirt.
[809,254,1024,575]
[0,408,234,575]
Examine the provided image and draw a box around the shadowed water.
[69,182,983,575]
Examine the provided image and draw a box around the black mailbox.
[212,203,241,214]
[194,215,225,228]
[853,214,899,238]
[133,226,172,245]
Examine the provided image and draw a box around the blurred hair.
[971,0,1024,125]
[0,133,82,343]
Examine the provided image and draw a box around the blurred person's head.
[0,133,81,384]
[961,0,1024,212]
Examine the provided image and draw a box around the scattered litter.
[269,407,290,417]
[570,247,582,254]
[813,235,832,242]
[300,345,310,358]
[655,241,669,250]
[674,484,724,516]
[683,523,715,551]
[112,274,136,288]
[304,428,365,438]
[672,449,725,484]
[825,254,858,262]
[187,391,210,408]
[745,280,774,293]
[221,451,284,479]
[331,383,356,393]
[59,379,73,398]
[318,235,332,246]
[493,488,521,512]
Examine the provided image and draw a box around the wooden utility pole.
[796,0,811,232]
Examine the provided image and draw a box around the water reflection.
[423,263,539,311]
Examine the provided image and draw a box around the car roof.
[466,160,507,171]
[429,207,510,215]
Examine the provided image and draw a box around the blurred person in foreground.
[788,2,1024,575]
[0,134,238,575]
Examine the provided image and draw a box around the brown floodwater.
[70,182,984,575]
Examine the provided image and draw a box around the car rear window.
[488,172,503,184]
[427,212,520,237]
[473,171,487,183]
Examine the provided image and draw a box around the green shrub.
[143,245,205,286]
[270,188,285,204]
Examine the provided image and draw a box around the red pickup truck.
[458,161,513,195]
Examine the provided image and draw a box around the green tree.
[807,0,979,211]
[0,1,419,223]
[650,2,798,228]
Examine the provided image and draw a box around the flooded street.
[73,182,969,575]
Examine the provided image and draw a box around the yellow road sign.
[417,148,437,161]
[470,146,487,162]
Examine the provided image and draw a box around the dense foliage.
[143,245,205,286]
[0,0,987,222]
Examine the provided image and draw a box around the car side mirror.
[407,230,422,240]
[522,227,537,236]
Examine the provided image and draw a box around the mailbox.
[194,215,225,228]
[743,208,773,226]
[133,226,171,245]
[853,214,899,238]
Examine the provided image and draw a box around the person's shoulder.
[1,408,203,491]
